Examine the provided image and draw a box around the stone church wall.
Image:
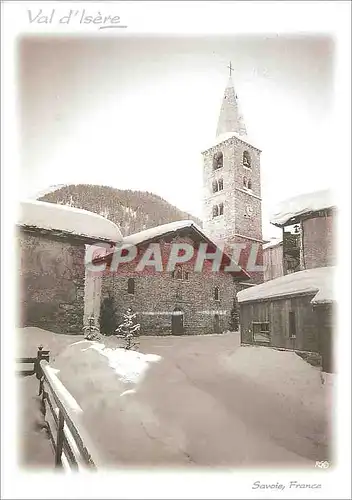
[101,235,237,335]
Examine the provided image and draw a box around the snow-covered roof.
[123,220,200,246]
[270,189,335,227]
[237,266,334,305]
[99,220,250,279]
[202,132,261,153]
[18,200,123,243]
[263,238,283,250]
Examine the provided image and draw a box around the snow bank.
[237,266,334,304]
[85,343,161,384]
[123,219,201,246]
[202,131,261,153]
[221,344,327,416]
[270,189,335,227]
[55,340,161,386]
[19,199,123,243]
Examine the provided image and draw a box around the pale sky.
[19,34,334,239]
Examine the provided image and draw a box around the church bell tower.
[201,64,263,284]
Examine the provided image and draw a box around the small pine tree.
[115,307,140,350]
[83,316,102,341]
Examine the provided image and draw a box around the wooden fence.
[17,346,97,471]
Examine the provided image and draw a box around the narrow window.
[243,151,251,168]
[175,266,183,280]
[219,202,224,215]
[212,180,218,193]
[212,205,219,218]
[243,177,247,188]
[185,272,189,281]
[214,286,220,301]
[218,178,223,191]
[176,289,182,300]
[247,179,252,190]
[213,152,223,170]
[127,278,135,295]
[289,311,296,338]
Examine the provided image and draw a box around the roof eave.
[18,224,118,246]
[270,207,335,228]
[201,135,262,154]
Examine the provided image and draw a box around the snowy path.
[17,375,54,469]
[50,332,331,468]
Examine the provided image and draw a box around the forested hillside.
[39,184,202,236]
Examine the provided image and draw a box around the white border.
[1,1,351,499]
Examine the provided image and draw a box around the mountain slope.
[38,184,202,236]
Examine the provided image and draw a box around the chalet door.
[172,307,184,335]
[213,314,220,334]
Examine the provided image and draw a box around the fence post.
[55,408,65,468]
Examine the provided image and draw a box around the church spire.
[216,63,247,137]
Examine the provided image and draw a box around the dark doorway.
[213,314,220,334]
[172,307,184,335]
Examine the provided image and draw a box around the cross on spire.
[227,61,234,77]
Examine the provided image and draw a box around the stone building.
[18,200,122,334]
[263,188,336,280]
[94,221,250,336]
[238,189,336,372]
[201,75,264,286]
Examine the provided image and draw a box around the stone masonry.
[18,229,86,334]
[100,234,240,335]
[202,136,263,284]
[301,212,335,270]
[202,75,264,285]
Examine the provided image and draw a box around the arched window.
[212,205,219,218]
[213,152,223,170]
[214,286,220,301]
[127,278,135,295]
[212,180,218,193]
[243,151,251,168]
[218,178,223,191]
[175,266,183,280]
[247,179,252,190]
[219,203,224,215]
[243,177,247,188]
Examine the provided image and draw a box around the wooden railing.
[16,345,50,376]
[17,346,98,471]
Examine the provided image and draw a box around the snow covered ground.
[17,329,331,469]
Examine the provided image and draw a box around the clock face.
[246,205,254,216]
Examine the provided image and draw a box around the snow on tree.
[83,315,102,341]
[115,307,140,350]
